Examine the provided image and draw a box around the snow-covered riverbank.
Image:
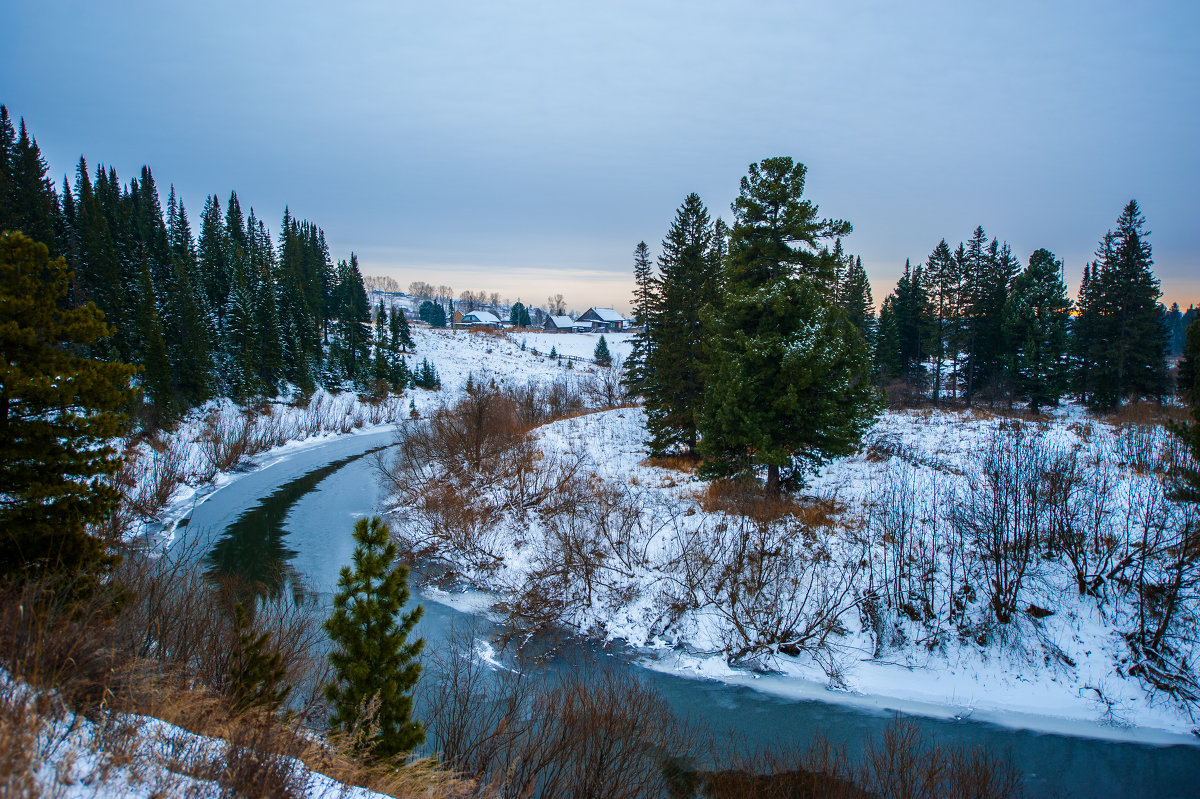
[136,326,1200,741]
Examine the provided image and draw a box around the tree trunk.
[766,464,780,493]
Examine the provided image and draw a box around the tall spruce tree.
[1003,248,1072,412]
[640,194,720,453]
[324,516,424,759]
[624,241,658,394]
[4,116,59,252]
[332,254,371,385]
[0,232,137,581]
[1072,200,1167,408]
[698,158,878,491]
[924,240,958,404]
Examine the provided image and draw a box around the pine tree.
[699,158,878,491]
[228,603,292,714]
[324,516,424,759]
[1002,248,1072,413]
[593,334,612,366]
[699,277,879,491]
[0,232,137,581]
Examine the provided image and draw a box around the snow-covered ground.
[3,668,401,799]
[132,327,1200,742]
[123,326,633,546]
[526,407,1199,740]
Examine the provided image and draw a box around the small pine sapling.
[324,517,425,759]
[594,335,612,366]
[228,602,292,715]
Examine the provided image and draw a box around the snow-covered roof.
[547,315,574,327]
[461,310,500,324]
[583,307,626,322]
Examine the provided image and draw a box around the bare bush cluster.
[100,391,407,540]
[422,627,689,799]
[664,507,862,667]
[420,627,1022,799]
[857,419,1200,706]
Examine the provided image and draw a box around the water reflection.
[204,445,388,602]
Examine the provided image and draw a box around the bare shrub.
[952,425,1046,625]
[197,408,253,474]
[668,512,862,665]
[1042,447,1126,598]
[421,626,691,799]
[126,432,189,521]
[1112,423,1162,474]
[858,718,1022,799]
[585,356,630,410]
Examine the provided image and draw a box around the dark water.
[177,430,1200,799]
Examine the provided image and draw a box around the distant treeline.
[873,206,1191,410]
[0,105,418,420]
[632,187,1191,418]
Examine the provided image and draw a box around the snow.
[3,669,393,799]
[134,327,1200,744]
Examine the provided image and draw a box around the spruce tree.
[1072,200,1167,408]
[372,303,391,384]
[924,239,959,404]
[640,194,721,453]
[631,241,656,328]
[508,301,531,328]
[389,303,413,353]
[1167,319,1200,506]
[324,516,424,759]
[1002,248,1072,413]
[5,117,59,252]
[0,232,137,581]
[699,158,878,491]
[593,334,612,366]
[836,254,874,343]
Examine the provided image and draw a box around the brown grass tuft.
[641,452,702,474]
[696,479,844,527]
[1103,399,1189,428]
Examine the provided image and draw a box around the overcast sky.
[3,0,1197,312]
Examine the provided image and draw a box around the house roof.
[547,315,574,327]
[461,310,500,324]
[582,307,626,322]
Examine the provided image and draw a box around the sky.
[3,0,1198,313]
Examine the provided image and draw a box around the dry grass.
[1103,399,1190,428]
[466,325,507,338]
[0,559,480,799]
[696,478,844,527]
[641,452,702,474]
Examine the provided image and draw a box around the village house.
[457,309,502,328]
[542,314,575,332]
[575,307,632,331]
